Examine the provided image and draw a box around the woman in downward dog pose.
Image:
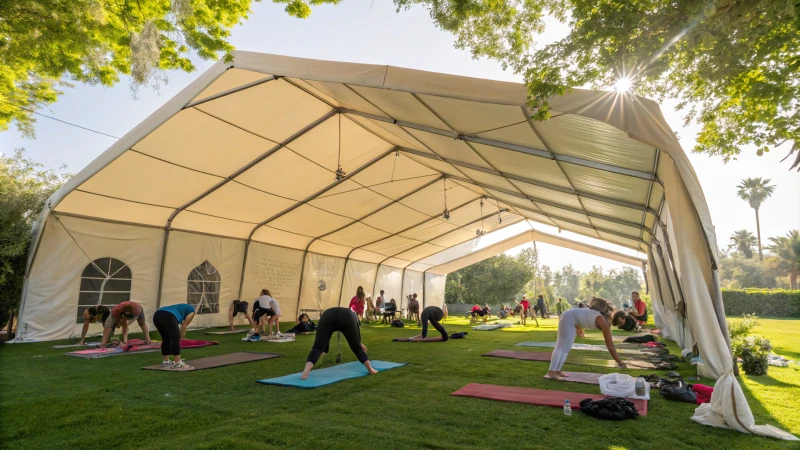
[153,303,196,370]
[408,306,448,341]
[300,307,377,380]
[250,289,282,339]
[547,297,626,380]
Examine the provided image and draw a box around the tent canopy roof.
[47,52,702,270]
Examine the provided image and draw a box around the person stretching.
[153,303,195,370]
[228,300,254,331]
[300,307,377,380]
[408,306,448,341]
[547,297,626,380]
[251,289,282,340]
[100,301,151,347]
[77,305,110,345]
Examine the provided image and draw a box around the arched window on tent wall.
[77,257,132,322]
[187,261,221,314]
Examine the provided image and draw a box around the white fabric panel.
[404,129,491,168]
[393,243,448,264]
[483,189,537,211]
[401,270,424,311]
[283,78,344,109]
[187,182,297,224]
[649,183,665,211]
[304,80,383,115]
[133,107,277,177]
[20,215,162,341]
[171,212,254,240]
[192,68,271,102]
[476,122,546,150]
[240,242,303,320]
[535,114,657,172]
[372,265,403,303]
[78,151,222,209]
[406,262,435,272]
[350,249,388,264]
[308,240,352,258]
[402,154,468,178]
[417,94,527,135]
[538,205,591,224]
[55,191,172,227]
[159,231,245,329]
[346,115,432,153]
[195,78,331,143]
[352,153,438,187]
[361,236,420,256]
[510,180,583,209]
[560,163,651,205]
[323,222,391,248]
[401,181,480,216]
[340,260,378,305]
[399,219,459,242]
[381,257,412,269]
[268,205,353,237]
[591,219,641,239]
[580,198,644,224]
[235,148,336,201]
[299,252,345,317]
[424,273,447,309]
[349,86,450,130]
[251,226,312,250]
[362,203,430,233]
[471,143,571,188]
[309,187,392,219]
[458,168,520,192]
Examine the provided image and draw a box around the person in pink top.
[100,300,151,347]
[349,286,366,322]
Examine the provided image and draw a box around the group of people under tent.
[345,288,446,325]
[75,282,649,377]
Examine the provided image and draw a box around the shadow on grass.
[738,374,796,434]
[741,369,800,389]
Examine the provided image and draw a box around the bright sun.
[614,77,633,92]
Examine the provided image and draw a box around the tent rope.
[52,213,107,278]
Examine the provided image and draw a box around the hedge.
[722,289,800,317]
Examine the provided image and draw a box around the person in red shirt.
[519,296,531,325]
[348,286,366,322]
[100,300,151,347]
[629,291,648,325]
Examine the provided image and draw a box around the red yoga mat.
[451,383,648,416]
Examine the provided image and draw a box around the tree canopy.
[729,229,757,259]
[445,247,538,305]
[395,0,800,170]
[0,0,340,137]
[0,150,70,325]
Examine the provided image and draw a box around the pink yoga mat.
[451,383,648,416]
[67,339,218,358]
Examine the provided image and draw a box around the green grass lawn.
[1,315,798,449]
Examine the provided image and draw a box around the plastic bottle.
[563,399,572,416]
[635,376,646,397]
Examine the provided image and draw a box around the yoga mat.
[516,342,663,356]
[52,342,101,349]
[257,361,406,388]
[451,383,648,416]
[243,336,295,343]
[205,329,249,335]
[543,372,603,385]
[67,339,217,358]
[393,337,444,342]
[482,350,676,370]
[473,323,512,331]
[142,352,281,371]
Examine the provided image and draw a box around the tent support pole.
[422,269,428,309]
[294,249,309,318]
[657,223,687,307]
[400,269,406,309]
[338,251,354,307]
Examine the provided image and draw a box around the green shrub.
[722,289,800,317]
[731,335,772,376]
[727,314,759,340]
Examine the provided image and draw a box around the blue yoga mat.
[257,360,406,388]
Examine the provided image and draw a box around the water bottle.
[563,399,572,416]
[635,376,646,397]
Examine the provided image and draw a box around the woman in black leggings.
[300,307,377,380]
[409,306,448,341]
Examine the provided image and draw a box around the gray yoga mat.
[142,352,282,371]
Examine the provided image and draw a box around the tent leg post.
[155,229,171,309]
[339,250,355,307]
[237,240,251,300]
[295,249,309,318]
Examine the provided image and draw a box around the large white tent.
[14,52,795,439]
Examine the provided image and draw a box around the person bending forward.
[408,306,448,341]
[78,305,110,345]
[101,301,151,347]
[228,300,254,331]
[153,303,195,370]
[547,297,626,380]
[300,307,377,380]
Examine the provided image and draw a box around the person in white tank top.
[547,297,626,380]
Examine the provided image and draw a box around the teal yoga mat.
[257,361,406,388]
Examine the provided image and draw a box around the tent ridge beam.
[341,108,658,181]
[182,75,277,109]
[443,174,651,237]
[397,147,658,216]
[386,209,514,262]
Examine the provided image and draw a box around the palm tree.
[728,230,757,259]
[766,230,800,290]
[736,177,776,260]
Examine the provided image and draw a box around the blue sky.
[2,1,798,274]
